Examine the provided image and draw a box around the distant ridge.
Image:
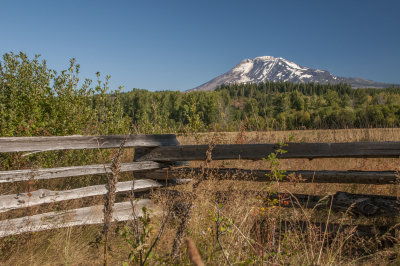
[189,56,392,91]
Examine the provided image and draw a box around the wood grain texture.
[0,199,156,237]
[332,191,400,217]
[135,168,399,184]
[134,142,400,161]
[0,161,162,183]
[271,191,399,217]
[0,134,179,153]
[273,220,394,238]
[0,179,161,213]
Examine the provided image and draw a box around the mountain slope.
[190,56,390,91]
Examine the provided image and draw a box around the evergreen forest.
[120,82,400,132]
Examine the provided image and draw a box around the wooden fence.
[0,134,399,237]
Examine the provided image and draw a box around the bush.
[0,52,130,171]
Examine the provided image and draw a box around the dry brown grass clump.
[149,169,400,265]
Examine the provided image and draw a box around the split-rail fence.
[0,134,399,238]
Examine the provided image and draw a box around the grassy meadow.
[1,128,400,265]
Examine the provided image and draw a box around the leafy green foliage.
[119,89,229,133]
[118,206,154,265]
[0,52,129,138]
[264,138,292,183]
[0,52,130,174]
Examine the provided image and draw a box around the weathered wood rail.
[136,168,399,184]
[134,142,400,161]
[0,161,163,183]
[0,180,161,213]
[0,134,179,153]
[0,134,399,237]
[0,200,153,237]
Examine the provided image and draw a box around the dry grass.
[179,129,400,175]
[1,128,400,265]
[179,128,400,197]
[177,128,400,144]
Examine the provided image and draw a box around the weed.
[103,138,126,265]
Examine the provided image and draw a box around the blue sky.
[1,0,399,91]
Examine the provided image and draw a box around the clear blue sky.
[1,0,399,91]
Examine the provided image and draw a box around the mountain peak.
[189,56,390,91]
[254,56,276,61]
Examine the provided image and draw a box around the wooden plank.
[134,142,400,161]
[134,146,188,168]
[0,179,162,213]
[0,161,162,183]
[209,189,400,217]
[332,191,400,217]
[0,134,179,153]
[135,168,399,184]
[0,199,156,237]
[271,220,393,238]
[272,191,400,217]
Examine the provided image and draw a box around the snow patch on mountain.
[232,59,253,73]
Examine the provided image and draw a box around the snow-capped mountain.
[190,56,390,91]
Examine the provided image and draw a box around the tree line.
[120,82,400,132]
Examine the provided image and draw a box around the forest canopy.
[119,82,400,132]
